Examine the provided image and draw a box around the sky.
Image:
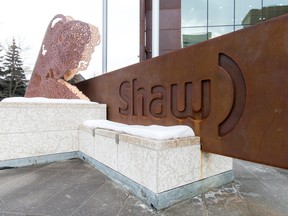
[0,0,139,79]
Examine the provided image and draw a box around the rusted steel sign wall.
[77,15,288,169]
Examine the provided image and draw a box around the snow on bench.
[82,119,195,140]
[1,97,98,104]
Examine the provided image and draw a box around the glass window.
[182,27,209,48]
[180,0,287,46]
[235,25,243,31]
[235,0,262,25]
[208,26,234,38]
[263,0,288,21]
[182,0,208,27]
[208,0,234,26]
[235,25,248,31]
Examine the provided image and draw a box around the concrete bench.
[0,98,232,210]
[78,120,233,210]
[0,98,106,164]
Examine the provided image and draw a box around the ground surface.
[0,158,287,216]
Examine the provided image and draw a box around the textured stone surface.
[78,129,95,158]
[0,102,106,133]
[0,130,78,161]
[0,102,106,160]
[118,134,231,193]
[93,131,118,170]
[157,145,201,192]
[118,139,159,192]
[79,128,119,170]
[119,133,200,149]
[78,126,232,194]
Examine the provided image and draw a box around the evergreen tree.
[0,44,4,75]
[1,39,28,99]
[0,44,6,100]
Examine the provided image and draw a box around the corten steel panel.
[77,15,288,169]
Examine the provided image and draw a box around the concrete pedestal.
[79,122,233,209]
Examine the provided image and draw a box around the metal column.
[152,0,159,57]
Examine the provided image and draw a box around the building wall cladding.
[141,0,181,60]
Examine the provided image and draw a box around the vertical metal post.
[102,0,108,73]
[206,0,209,40]
[152,0,159,57]
[139,0,146,61]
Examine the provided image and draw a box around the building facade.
[140,0,288,60]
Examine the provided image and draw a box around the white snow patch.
[205,191,216,199]
[240,192,261,198]
[51,17,62,28]
[42,44,47,56]
[83,119,195,140]
[1,97,97,104]
[135,201,154,212]
[65,195,72,199]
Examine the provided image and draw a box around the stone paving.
[0,158,287,216]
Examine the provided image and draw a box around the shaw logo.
[118,53,246,137]
[119,79,210,120]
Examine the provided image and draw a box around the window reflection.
[235,25,245,31]
[182,0,207,27]
[181,0,288,48]
[182,27,210,47]
[236,0,261,25]
[209,0,234,25]
[208,26,234,38]
[263,1,288,21]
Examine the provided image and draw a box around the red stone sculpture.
[25,14,100,100]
